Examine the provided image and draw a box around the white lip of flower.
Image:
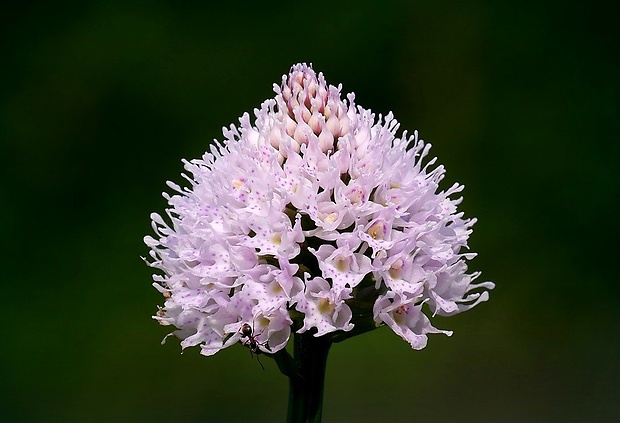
[145,63,494,357]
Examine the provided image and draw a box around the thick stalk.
[287,331,332,423]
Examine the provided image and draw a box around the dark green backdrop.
[2,1,618,422]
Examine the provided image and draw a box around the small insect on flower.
[239,322,271,370]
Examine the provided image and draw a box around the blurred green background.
[2,1,618,422]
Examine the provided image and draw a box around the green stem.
[286,331,332,423]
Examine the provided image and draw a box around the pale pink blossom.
[145,63,493,357]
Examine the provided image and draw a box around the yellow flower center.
[388,259,403,280]
[368,222,384,240]
[317,298,335,314]
[335,256,349,272]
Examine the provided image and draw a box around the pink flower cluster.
[144,63,493,356]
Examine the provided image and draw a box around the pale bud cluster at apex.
[144,63,494,357]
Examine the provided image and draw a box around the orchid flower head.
[144,63,494,357]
